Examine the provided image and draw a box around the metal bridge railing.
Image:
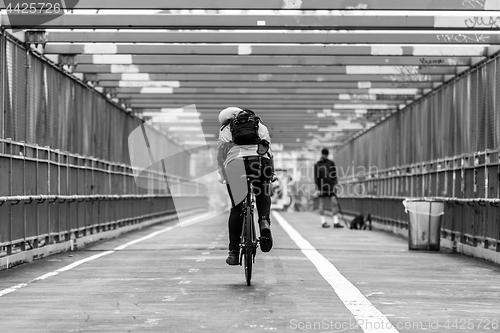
[336,149,500,253]
[0,138,208,258]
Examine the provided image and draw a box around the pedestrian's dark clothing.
[314,157,338,197]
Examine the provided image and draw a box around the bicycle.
[222,144,271,286]
[239,173,259,286]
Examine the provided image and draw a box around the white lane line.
[0,212,213,298]
[272,211,399,333]
[179,211,218,228]
[115,212,213,251]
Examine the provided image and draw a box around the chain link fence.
[1,32,190,176]
[336,56,500,172]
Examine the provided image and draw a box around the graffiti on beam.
[343,94,414,101]
[282,0,303,9]
[461,0,485,9]
[419,58,445,66]
[345,94,377,101]
[364,109,391,120]
[344,3,369,9]
[465,17,500,29]
[377,94,416,101]
[436,34,490,43]
[384,66,431,83]
[386,74,431,82]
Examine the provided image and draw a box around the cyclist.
[217,107,274,265]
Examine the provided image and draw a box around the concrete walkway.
[0,211,499,332]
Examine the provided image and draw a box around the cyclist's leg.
[225,201,243,265]
[253,157,272,217]
[252,158,273,252]
[228,202,244,250]
[225,158,249,265]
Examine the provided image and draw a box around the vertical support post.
[405,167,410,197]
[22,141,27,251]
[25,48,29,145]
[409,165,414,197]
[426,163,432,197]
[75,155,80,239]
[473,152,479,196]
[1,28,6,142]
[46,146,53,243]
[461,154,468,198]
[7,139,12,255]
[90,158,95,234]
[436,160,442,197]
[498,152,500,199]
[34,144,39,248]
[420,163,426,197]
[452,157,459,198]
[484,150,490,199]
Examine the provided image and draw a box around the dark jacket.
[314,157,338,196]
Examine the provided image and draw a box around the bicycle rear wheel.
[244,209,254,286]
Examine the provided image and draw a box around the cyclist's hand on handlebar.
[218,174,227,184]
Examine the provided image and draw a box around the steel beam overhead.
[128,104,405,110]
[44,31,500,44]
[105,86,429,93]
[73,56,475,67]
[91,79,434,89]
[88,74,445,83]
[121,102,413,109]
[112,93,420,100]
[117,95,417,102]
[6,0,496,10]
[124,99,406,105]
[44,44,492,57]
[81,66,458,78]
[4,14,500,30]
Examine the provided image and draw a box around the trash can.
[402,200,445,251]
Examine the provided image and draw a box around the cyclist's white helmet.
[218,107,242,125]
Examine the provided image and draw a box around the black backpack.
[230,109,261,145]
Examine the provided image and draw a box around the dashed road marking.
[189,269,199,273]
[272,211,399,333]
[162,296,177,302]
[179,280,191,285]
[201,252,210,255]
[145,319,161,326]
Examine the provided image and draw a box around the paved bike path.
[0,211,499,332]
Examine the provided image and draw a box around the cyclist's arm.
[258,122,277,179]
[217,125,234,180]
